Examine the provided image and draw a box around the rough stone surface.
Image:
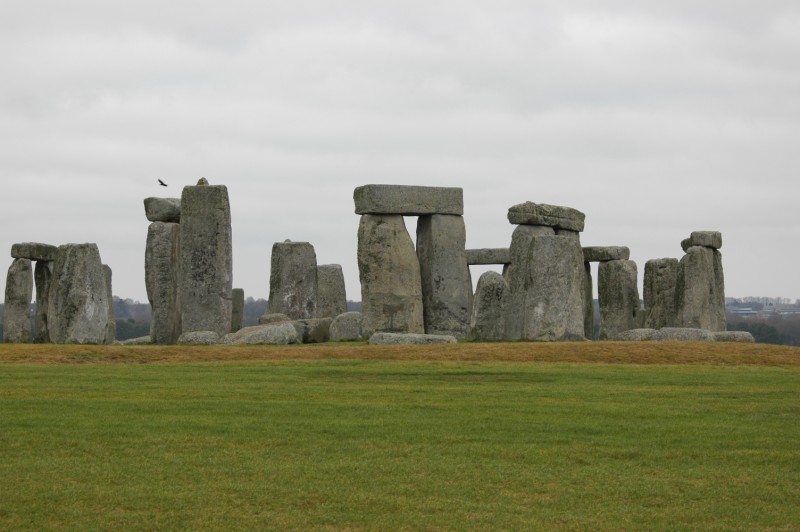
[33,261,53,343]
[11,242,58,262]
[292,318,333,343]
[507,202,586,232]
[3,258,33,343]
[354,184,463,216]
[714,331,755,343]
[267,241,317,320]
[357,215,424,337]
[469,271,507,341]
[417,214,473,338]
[598,260,640,340]
[681,231,722,252]
[177,331,220,345]
[466,248,511,265]
[368,332,457,345]
[643,258,679,329]
[582,262,594,339]
[258,313,291,325]
[612,328,657,341]
[220,323,299,345]
[316,264,347,318]
[47,244,110,344]
[146,222,182,344]
[583,246,630,262]
[144,197,181,223]
[653,327,716,342]
[504,225,556,340]
[675,246,726,331]
[102,265,115,344]
[330,312,363,341]
[179,184,232,337]
[230,288,244,332]
[522,235,586,341]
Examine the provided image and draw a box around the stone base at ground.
[292,318,333,343]
[368,332,457,345]
[330,312,363,341]
[178,331,220,344]
[221,323,300,345]
[714,331,755,343]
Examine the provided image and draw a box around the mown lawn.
[1,345,799,530]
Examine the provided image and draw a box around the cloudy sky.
[1,1,798,304]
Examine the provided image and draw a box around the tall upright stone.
[146,222,182,344]
[357,214,424,337]
[230,288,245,332]
[47,244,110,344]
[316,264,347,319]
[103,265,116,344]
[598,260,640,340]
[268,241,318,320]
[582,262,594,339]
[416,214,473,338]
[33,260,53,343]
[643,258,679,329]
[676,246,726,331]
[3,258,33,343]
[504,225,555,340]
[469,271,507,341]
[179,180,232,337]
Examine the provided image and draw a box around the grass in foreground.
[1,350,799,530]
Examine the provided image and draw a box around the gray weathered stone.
[197,177,209,185]
[177,331,220,344]
[583,246,630,262]
[259,313,291,325]
[316,264,347,319]
[354,184,463,216]
[357,214,424,337]
[368,332,457,345]
[504,225,556,340]
[221,323,300,345]
[714,331,755,343]
[469,271,507,341]
[3,258,33,343]
[230,288,244,332]
[466,248,511,265]
[653,327,716,342]
[675,246,726,331]
[582,262,594,339]
[47,244,110,344]
[11,242,58,262]
[33,261,53,343]
[144,197,181,223]
[146,222,182,344]
[417,214,473,338]
[643,258,679,329]
[507,202,585,232]
[293,318,333,343]
[330,312,363,341]
[267,241,317,320]
[598,260,640,340]
[681,231,722,252]
[612,328,657,341]
[522,235,586,341]
[119,336,152,345]
[102,265,115,344]
[179,184,232,336]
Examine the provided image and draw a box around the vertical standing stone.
[3,258,33,343]
[316,264,347,319]
[522,235,586,341]
[469,271,507,341]
[179,181,232,337]
[102,265,116,344]
[416,214,473,338]
[357,214,424,337]
[146,222,182,344]
[267,241,318,320]
[675,246,726,331]
[598,260,640,340]
[47,244,110,344]
[504,225,555,340]
[231,288,245,332]
[643,258,679,329]
[583,262,594,339]
[33,261,53,343]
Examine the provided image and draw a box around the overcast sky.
[1,1,798,305]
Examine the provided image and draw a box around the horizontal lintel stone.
[354,184,463,215]
[507,202,585,232]
[583,246,630,262]
[681,231,722,252]
[144,197,181,223]
[466,248,511,265]
[11,242,58,262]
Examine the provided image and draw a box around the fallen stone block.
[259,313,291,325]
[714,331,755,343]
[368,332,457,345]
[611,329,657,341]
[652,328,716,342]
[330,312,363,341]
[221,323,300,345]
[177,331,220,345]
[292,318,333,343]
[354,185,463,215]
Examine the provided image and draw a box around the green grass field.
[1,344,799,530]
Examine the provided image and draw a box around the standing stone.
[179,181,232,337]
[3,258,33,343]
[504,225,555,340]
[583,262,594,339]
[675,246,726,331]
[33,261,53,343]
[469,271,507,341]
[643,258,679,329]
[598,260,640,340]
[231,288,245,332]
[102,265,116,344]
[316,264,347,319]
[522,235,586,341]
[416,214,473,338]
[47,244,110,344]
[357,214,424,337]
[267,241,318,320]
[146,222,182,344]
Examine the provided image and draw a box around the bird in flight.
[158,179,168,187]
